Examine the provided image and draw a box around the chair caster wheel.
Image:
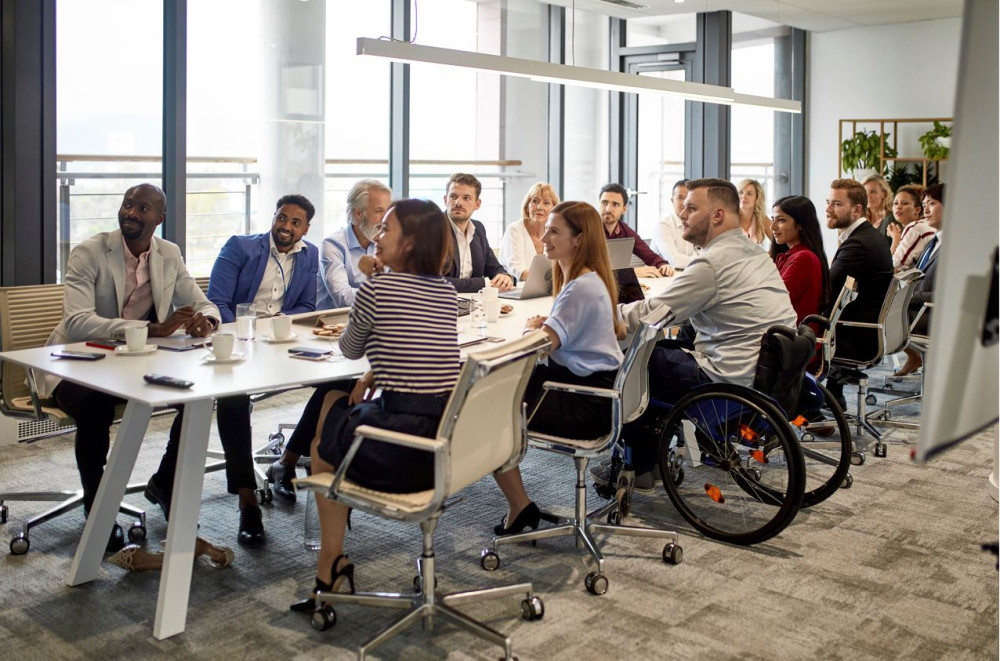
[662,542,683,565]
[255,488,273,505]
[10,534,29,555]
[480,549,500,571]
[311,606,336,631]
[413,574,433,593]
[268,432,285,445]
[874,444,887,458]
[0,504,8,524]
[584,571,608,595]
[128,522,147,543]
[881,410,892,421]
[520,595,544,621]
[841,473,853,488]
[607,510,621,525]
[851,451,866,466]
[865,394,877,406]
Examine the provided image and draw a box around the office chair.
[294,331,550,661]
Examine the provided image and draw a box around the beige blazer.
[37,230,220,397]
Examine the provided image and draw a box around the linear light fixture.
[357,37,801,114]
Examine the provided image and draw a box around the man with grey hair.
[316,178,392,309]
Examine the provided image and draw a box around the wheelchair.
[597,326,853,546]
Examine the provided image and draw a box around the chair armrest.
[801,314,830,330]
[836,321,880,329]
[329,425,445,495]
[541,380,620,399]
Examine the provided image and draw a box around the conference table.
[0,276,671,639]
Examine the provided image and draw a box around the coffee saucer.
[115,344,157,356]
[261,333,299,344]
[201,351,245,365]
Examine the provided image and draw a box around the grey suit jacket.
[38,230,219,396]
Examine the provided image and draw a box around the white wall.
[806,17,962,256]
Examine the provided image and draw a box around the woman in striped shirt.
[291,199,458,613]
[492,201,626,536]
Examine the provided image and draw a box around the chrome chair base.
[488,456,680,593]
[314,517,539,661]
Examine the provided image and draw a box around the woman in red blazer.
[769,195,831,325]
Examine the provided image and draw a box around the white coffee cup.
[125,325,148,352]
[271,315,292,340]
[480,285,499,301]
[485,298,501,322]
[212,332,236,360]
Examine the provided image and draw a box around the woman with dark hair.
[888,184,933,271]
[492,201,626,535]
[769,195,830,324]
[291,199,460,614]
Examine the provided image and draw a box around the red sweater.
[774,244,823,325]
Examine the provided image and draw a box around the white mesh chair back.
[879,269,923,356]
[616,305,675,424]
[440,331,549,495]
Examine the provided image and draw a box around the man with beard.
[591,178,796,491]
[40,184,233,550]
[317,179,391,309]
[599,183,674,277]
[442,173,515,293]
[823,178,893,407]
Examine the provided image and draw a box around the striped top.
[339,272,460,395]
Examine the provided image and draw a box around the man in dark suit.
[824,178,894,405]
[442,173,515,293]
[897,183,946,375]
[201,194,319,545]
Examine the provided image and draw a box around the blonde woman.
[738,179,770,245]
[862,173,898,243]
[499,182,560,280]
[492,201,625,535]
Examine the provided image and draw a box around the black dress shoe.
[144,477,172,521]
[238,504,266,546]
[106,522,126,554]
[494,502,542,536]
[266,462,297,503]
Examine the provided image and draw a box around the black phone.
[51,350,105,361]
[143,373,194,389]
[288,349,331,361]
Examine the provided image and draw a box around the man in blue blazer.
[442,173,515,293]
[202,194,318,545]
[207,194,318,322]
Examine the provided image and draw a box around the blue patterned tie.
[917,235,938,271]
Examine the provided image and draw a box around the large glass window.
[56,0,163,280]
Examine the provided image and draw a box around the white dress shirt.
[650,210,698,269]
[252,235,302,317]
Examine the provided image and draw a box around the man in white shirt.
[651,178,699,270]
[442,173,515,293]
[317,179,392,309]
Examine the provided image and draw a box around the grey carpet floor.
[0,360,997,661]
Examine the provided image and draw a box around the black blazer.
[829,221,894,359]
[444,218,513,293]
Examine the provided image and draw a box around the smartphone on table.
[51,350,105,361]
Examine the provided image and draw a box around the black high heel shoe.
[494,502,542,536]
[290,554,356,612]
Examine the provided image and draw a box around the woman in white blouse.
[492,201,626,536]
[499,182,560,280]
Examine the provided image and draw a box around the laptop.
[499,254,553,300]
[606,237,636,270]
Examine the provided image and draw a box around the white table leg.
[154,397,214,640]
[67,401,153,586]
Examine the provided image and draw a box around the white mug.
[485,299,501,322]
[212,332,235,360]
[125,325,148,352]
[480,285,499,301]
[271,315,292,340]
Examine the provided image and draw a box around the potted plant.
[918,121,951,161]
[841,130,898,178]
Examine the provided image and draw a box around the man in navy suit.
[200,194,319,545]
[824,178,894,406]
[442,173,515,293]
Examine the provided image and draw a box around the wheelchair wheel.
[657,384,805,546]
[793,382,852,508]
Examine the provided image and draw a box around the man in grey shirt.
[596,178,797,489]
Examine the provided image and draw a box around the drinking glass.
[235,303,256,340]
